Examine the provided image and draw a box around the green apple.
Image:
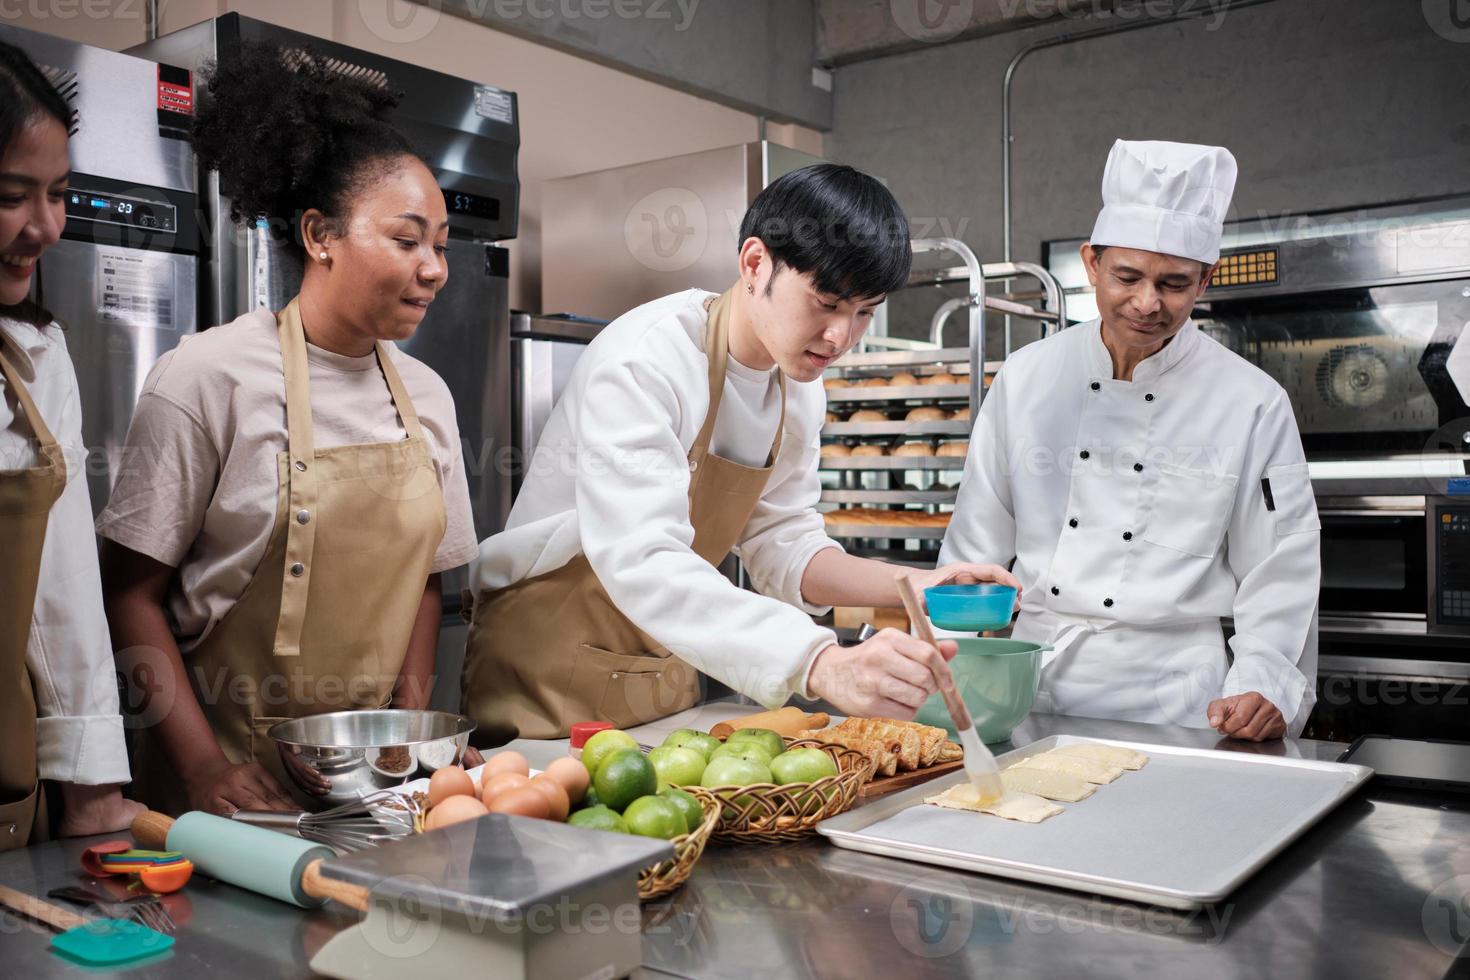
[662,729,721,762]
[709,741,774,767]
[726,727,785,760]
[769,747,839,785]
[700,755,772,788]
[647,745,707,788]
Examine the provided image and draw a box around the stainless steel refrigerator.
[129,15,520,617]
[0,24,201,518]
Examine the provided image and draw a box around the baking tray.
[822,420,971,437]
[819,457,966,471]
[824,384,970,402]
[817,735,1373,909]
[824,523,948,540]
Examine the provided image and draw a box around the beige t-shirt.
[96,307,478,652]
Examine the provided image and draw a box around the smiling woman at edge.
[0,39,142,845]
[97,43,479,816]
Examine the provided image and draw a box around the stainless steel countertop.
[3,711,1467,978]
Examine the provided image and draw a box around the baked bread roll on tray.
[847,409,889,422]
[936,441,969,457]
[820,443,852,458]
[850,444,887,457]
[905,406,946,422]
[891,442,935,457]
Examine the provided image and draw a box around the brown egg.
[542,757,590,804]
[425,794,487,830]
[427,766,476,808]
[529,775,571,821]
[480,771,531,807]
[488,785,551,820]
[481,751,530,780]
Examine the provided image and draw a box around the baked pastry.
[856,377,889,388]
[892,442,935,457]
[937,441,969,457]
[824,411,840,423]
[950,406,971,421]
[819,443,851,458]
[851,444,887,457]
[921,372,960,386]
[888,371,919,387]
[849,409,889,423]
[905,406,946,423]
[823,378,850,390]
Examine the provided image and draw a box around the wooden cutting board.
[860,758,965,800]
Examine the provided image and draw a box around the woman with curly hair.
[0,39,142,845]
[98,43,478,815]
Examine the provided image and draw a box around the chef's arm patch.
[1263,462,1320,535]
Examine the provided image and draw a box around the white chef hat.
[1089,139,1237,265]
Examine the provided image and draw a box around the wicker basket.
[637,786,721,901]
[702,737,874,843]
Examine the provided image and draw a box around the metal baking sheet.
[822,421,971,437]
[817,735,1372,909]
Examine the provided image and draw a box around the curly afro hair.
[190,41,420,252]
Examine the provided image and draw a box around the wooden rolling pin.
[132,810,369,911]
[710,706,830,740]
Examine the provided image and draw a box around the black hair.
[0,39,75,327]
[190,41,419,252]
[738,163,911,301]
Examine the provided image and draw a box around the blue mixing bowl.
[924,584,1017,632]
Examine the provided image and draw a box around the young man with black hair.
[462,165,1018,739]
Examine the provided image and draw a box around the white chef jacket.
[939,318,1321,735]
[0,317,129,785]
[472,289,843,708]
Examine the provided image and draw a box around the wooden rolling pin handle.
[300,859,371,913]
[0,884,88,932]
[131,810,175,849]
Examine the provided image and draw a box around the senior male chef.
[939,139,1321,741]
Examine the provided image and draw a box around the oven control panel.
[1429,497,1470,632]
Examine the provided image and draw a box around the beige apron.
[131,298,446,813]
[461,289,786,740]
[0,335,66,851]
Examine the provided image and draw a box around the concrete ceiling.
[814,0,1126,65]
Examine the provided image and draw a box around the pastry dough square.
[1000,766,1096,802]
[924,784,1062,823]
[1011,752,1124,784]
[1051,743,1148,771]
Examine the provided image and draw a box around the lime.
[658,786,705,834]
[567,805,628,834]
[647,745,707,788]
[593,749,658,812]
[577,784,602,810]
[580,730,639,780]
[727,727,785,759]
[622,796,686,840]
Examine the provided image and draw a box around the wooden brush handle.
[894,575,974,731]
[131,810,175,849]
[300,859,371,912]
[0,884,88,932]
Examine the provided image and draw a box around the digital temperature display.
[66,188,177,233]
[444,189,500,222]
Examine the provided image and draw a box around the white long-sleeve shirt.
[1,317,129,785]
[472,289,843,707]
[939,319,1321,734]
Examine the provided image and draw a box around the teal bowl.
[915,638,1045,743]
[925,584,1017,632]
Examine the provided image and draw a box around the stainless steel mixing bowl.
[267,709,476,807]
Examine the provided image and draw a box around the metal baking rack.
[820,239,1067,555]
